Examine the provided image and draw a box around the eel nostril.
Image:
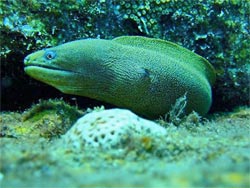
[24,56,30,64]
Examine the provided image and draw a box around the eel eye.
[45,51,56,60]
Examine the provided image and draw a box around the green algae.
[0,102,249,187]
[0,99,83,139]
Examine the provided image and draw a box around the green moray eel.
[24,36,215,119]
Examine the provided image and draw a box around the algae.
[0,102,249,187]
[0,99,83,139]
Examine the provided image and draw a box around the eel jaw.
[24,65,83,94]
[24,63,67,72]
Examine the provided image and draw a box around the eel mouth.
[25,63,66,71]
[24,64,78,84]
[24,64,81,89]
[24,64,76,74]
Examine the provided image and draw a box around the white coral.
[64,108,167,149]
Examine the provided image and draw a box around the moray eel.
[24,36,215,119]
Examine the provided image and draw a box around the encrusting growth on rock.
[63,108,167,149]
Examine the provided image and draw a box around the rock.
[63,108,167,149]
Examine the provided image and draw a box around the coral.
[1,0,249,113]
[64,108,167,149]
[0,106,250,187]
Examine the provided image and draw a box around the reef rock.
[64,108,167,149]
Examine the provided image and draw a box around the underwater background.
[1,0,249,112]
[1,0,250,187]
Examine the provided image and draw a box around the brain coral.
[64,108,167,149]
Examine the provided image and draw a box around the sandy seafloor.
[0,102,249,188]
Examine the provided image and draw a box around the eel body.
[24,36,215,118]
